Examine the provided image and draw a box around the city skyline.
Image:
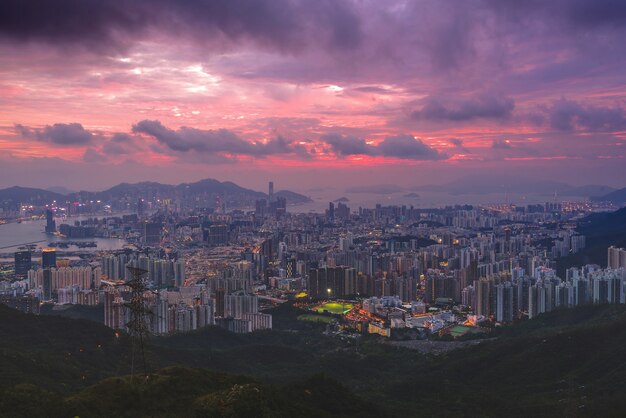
[1,0,626,191]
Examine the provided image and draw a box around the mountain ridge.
[4,303,626,416]
[0,178,312,207]
[591,186,626,205]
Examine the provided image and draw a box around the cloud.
[102,141,127,155]
[377,135,447,160]
[410,93,515,122]
[0,0,361,53]
[132,119,309,158]
[320,134,371,156]
[321,133,447,160]
[491,139,513,150]
[485,0,626,30]
[548,98,626,131]
[15,122,93,145]
[110,133,133,143]
[449,138,464,147]
[449,138,471,153]
[83,148,106,163]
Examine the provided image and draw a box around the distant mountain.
[274,189,312,204]
[345,184,406,194]
[0,179,312,208]
[0,186,65,206]
[561,184,616,197]
[73,181,176,202]
[591,186,626,205]
[557,206,626,274]
[418,177,615,197]
[333,197,350,202]
[46,186,75,195]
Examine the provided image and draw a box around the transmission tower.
[124,266,151,381]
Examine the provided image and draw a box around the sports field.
[448,325,483,338]
[297,314,334,323]
[314,301,353,315]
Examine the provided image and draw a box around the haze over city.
[1,0,625,192]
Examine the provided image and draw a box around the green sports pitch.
[314,301,353,315]
[297,314,334,323]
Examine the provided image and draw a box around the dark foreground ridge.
[3,303,626,417]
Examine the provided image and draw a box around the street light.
[327,288,332,299]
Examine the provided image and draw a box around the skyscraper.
[268,181,274,203]
[144,222,161,246]
[14,251,32,276]
[41,248,57,269]
[327,202,335,221]
[215,288,225,317]
[608,246,626,269]
[45,209,56,233]
[42,269,52,300]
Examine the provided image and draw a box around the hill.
[561,184,616,197]
[5,303,626,416]
[557,206,626,273]
[0,367,383,418]
[0,186,65,206]
[389,304,626,417]
[0,304,133,392]
[274,189,312,204]
[419,177,615,197]
[591,186,626,205]
[0,179,312,209]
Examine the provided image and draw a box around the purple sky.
[0,0,625,192]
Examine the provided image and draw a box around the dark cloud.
[320,134,371,156]
[132,119,309,158]
[321,133,447,161]
[449,138,464,147]
[102,141,127,155]
[492,140,513,150]
[352,86,392,94]
[449,138,471,153]
[377,135,446,160]
[15,122,93,145]
[0,0,361,53]
[0,0,147,51]
[548,98,626,131]
[411,93,515,122]
[83,148,106,163]
[484,0,626,30]
[111,133,133,143]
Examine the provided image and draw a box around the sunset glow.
[1,0,625,191]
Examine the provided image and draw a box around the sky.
[0,0,625,193]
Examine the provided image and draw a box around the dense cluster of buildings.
[1,180,624,341]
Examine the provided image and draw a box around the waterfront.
[290,190,586,213]
[0,217,126,255]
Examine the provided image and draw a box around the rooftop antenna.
[124,266,150,381]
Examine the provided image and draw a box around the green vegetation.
[4,303,626,416]
[297,314,334,323]
[1,367,384,418]
[447,324,482,338]
[315,302,353,315]
[40,303,103,323]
